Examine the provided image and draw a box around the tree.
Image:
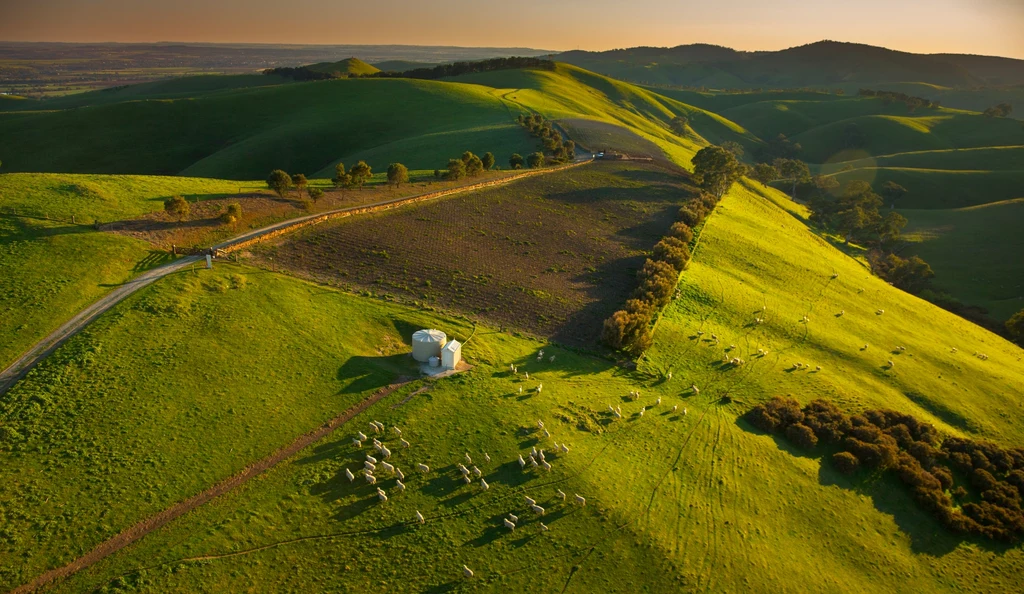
[527,152,545,168]
[564,140,576,158]
[163,195,190,221]
[721,141,744,158]
[309,187,324,202]
[691,145,743,198]
[349,161,372,188]
[482,152,495,171]
[509,153,525,170]
[871,253,934,294]
[463,152,484,176]
[774,158,810,199]
[267,169,291,198]
[983,103,1013,118]
[877,211,908,245]
[332,163,350,188]
[881,181,908,206]
[1006,309,1024,344]
[445,158,466,180]
[221,202,242,224]
[387,163,409,187]
[669,115,689,136]
[291,173,308,196]
[752,163,779,186]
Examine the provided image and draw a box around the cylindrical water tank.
[429,356,440,368]
[412,329,447,362]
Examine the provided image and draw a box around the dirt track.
[9,378,413,594]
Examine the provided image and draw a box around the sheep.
[656,397,662,406]
[484,453,491,463]
[525,495,536,505]
[697,331,705,336]
[575,494,586,506]
[951,347,958,353]
[480,478,489,490]
[395,467,405,480]
[504,518,516,530]
[540,522,549,531]
[538,450,546,461]
[560,443,569,453]
[616,406,622,416]
[691,384,699,394]
[537,420,545,429]
[473,466,482,477]
[541,460,552,471]
[518,454,526,468]
[508,513,519,523]
[525,372,529,380]
[357,431,368,442]
[815,365,822,371]
[395,480,406,492]
[530,457,539,468]
[519,387,523,395]
[888,360,895,367]
[712,334,718,341]
[400,438,410,449]
[366,454,378,464]
[364,461,376,472]
[838,310,845,316]
[863,344,869,350]
[539,349,545,357]
[373,442,383,453]
[532,446,538,456]
[380,461,394,473]
[536,384,543,394]
[876,309,884,315]
[463,565,474,578]
[352,438,363,448]
[531,504,545,516]
[392,426,402,436]
[672,404,678,412]
[365,473,377,485]
[667,372,673,380]
[463,475,472,484]
[417,463,430,473]
[608,405,615,413]
[684,408,688,416]
[639,408,645,417]
[550,355,556,362]
[377,490,388,503]
[344,468,355,482]
[614,409,622,419]
[557,489,567,500]
[465,452,473,464]
[543,428,551,438]
[831,273,839,279]
[381,446,392,459]
[370,422,380,434]
[801,316,809,323]
[458,464,469,475]
[729,345,736,350]
[416,510,425,524]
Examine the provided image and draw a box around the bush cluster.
[517,114,575,165]
[601,189,718,356]
[745,397,1024,542]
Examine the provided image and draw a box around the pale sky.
[1,0,1022,58]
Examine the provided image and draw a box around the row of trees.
[858,88,939,111]
[746,396,1024,542]
[163,195,242,225]
[517,114,576,164]
[264,57,555,83]
[983,103,1014,118]
[440,151,495,180]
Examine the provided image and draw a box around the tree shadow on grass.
[735,416,1013,557]
[336,353,413,395]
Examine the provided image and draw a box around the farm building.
[411,328,447,362]
[442,340,462,370]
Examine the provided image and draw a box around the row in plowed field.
[255,161,696,345]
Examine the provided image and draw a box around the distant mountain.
[557,41,1024,89]
[305,57,380,77]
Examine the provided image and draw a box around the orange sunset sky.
[1,0,1022,58]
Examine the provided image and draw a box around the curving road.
[0,160,592,396]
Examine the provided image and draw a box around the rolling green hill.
[3,178,1022,593]
[305,57,381,77]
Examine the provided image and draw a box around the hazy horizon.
[2,0,1022,60]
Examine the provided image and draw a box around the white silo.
[412,329,447,362]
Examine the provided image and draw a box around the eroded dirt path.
[9,377,414,594]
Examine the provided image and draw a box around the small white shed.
[441,339,462,370]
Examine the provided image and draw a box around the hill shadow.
[336,353,414,394]
[734,416,1014,557]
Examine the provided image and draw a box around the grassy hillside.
[6,180,1021,593]
[0,173,260,369]
[900,199,1024,320]
[305,57,381,76]
[0,77,538,179]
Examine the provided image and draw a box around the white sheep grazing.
[484,453,491,463]
[417,463,430,473]
[509,513,519,523]
[400,438,410,449]
[473,466,482,477]
[672,405,678,412]
[504,518,516,530]
[381,461,394,473]
[539,349,545,357]
[366,454,378,464]
[877,309,884,315]
[536,384,543,393]
[519,387,523,395]
[692,384,699,394]
[712,334,718,340]
[538,420,545,429]
[344,468,355,482]
[730,345,736,350]
[381,446,392,459]
[540,522,549,532]
[416,510,425,524]
[838,310,845,316]
[951,348,958,353]
[525,372,529,380]
[365,473,377,485]
[831,273,839,279]
[518,454,526,468]
[575,494,586,506]
[559,443,569,454]
[608,405,615,413]
[531,504,545,515]
[863,344,869,350]
[543,428,550,438]
[463,565,474,578]
[392,426,402,436]
[667,372,673,380]
[815,366,822,371]
[396,480,406,492]
[541,460,552,471]
[550,355,556,362]
[378,490,388,503]
[656,397,662,405]
[370,422,380,434]
[888,360,895,367]
[373,442,383,453]
[684,408,688,415]
[697,331,705,336]
[395,467,405,480]
[639,408,645,417]
[352,438,363,448]
[525,495,536,505]
[530,457,539,468]
[458,464,469,475]
[357,431,368,442]
[465,452,473,464]
[364,461,376,472]
[480,478,489,490]
[538,450,546,461]
[463,475,472,484]
[557,489,567,500]
[532,446,538,456]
